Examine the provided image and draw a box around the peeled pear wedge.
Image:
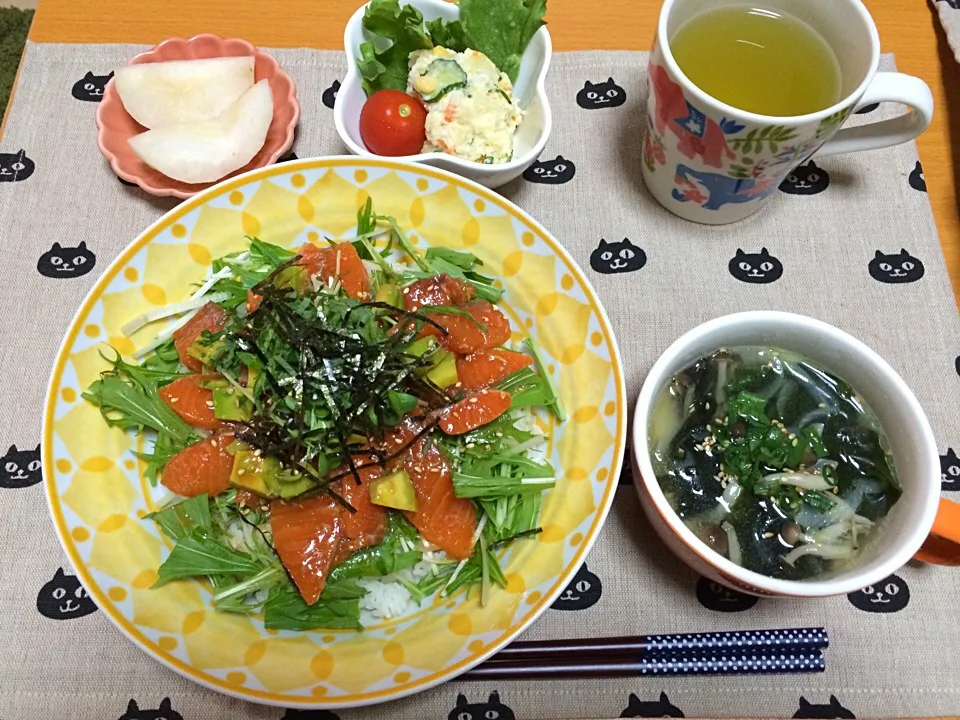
[115,56,255,128]
[128,79,274,184]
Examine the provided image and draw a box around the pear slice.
[115,56,255,128]
[128,79,274,184]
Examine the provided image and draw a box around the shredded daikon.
[122,292,230,337]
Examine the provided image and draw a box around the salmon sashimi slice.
[432,300,512,355]
[246,289,263,314]
[161,432,235,498]
[331,454,388,563]
[298,242,371,300]
[173,302,230,373]
[403,274,475,312]
[235,487,264,509]
[439,390,512,435]
[402,441,477,559]
[159,374,226,431]
[377,417,477,559]
[270,495,343,605]
[456,349,533,391]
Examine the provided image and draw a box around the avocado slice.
[277,476,317,499]
[229,450,282,498]
[369,469,417,511]
[426,351,458,389]
[375,283,402,308]
[406,336,438,362]
[213,387,252,421]
[273,263,310,294]
[187,336,225,366]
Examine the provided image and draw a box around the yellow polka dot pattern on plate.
[43,158,626,706]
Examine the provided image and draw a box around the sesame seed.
[226,388,234,396]
[403,287,410,294]
[205,400,215,408]
[791,439,799,446]
[210,441,218,448]
[466,443,475,449]
[495,432,503,438]
[395,438,404,444]
[763,531,774,538]
[237,469,245,476]
[254,449,261,457]
[469,397,478,404]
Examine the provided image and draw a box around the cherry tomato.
[359,90,427,157]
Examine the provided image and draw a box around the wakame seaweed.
[649,346,900,581]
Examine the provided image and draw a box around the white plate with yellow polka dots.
[43,156,626,708]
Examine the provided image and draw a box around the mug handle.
[817,72,934,157]
[914,498,960,566]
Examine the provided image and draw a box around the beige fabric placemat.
[1,41,959,720]
[932,0,960,61]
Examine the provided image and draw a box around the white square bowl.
[334,0,553,189]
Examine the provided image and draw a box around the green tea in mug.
[670,4,842,117]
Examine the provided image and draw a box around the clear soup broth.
[649,347,901,581]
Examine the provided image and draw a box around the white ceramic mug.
[641,0,934,225]
[631,312,960,598]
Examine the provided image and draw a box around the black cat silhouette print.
[36,568,98,620]
[941,448,960,491]
[695,576,758,612]
[322,80,341,109]
[551,564,602,610]
[448,691,515,720]
[621,691,685,718]
[779,161,830,195]
[909,161,927,192]
[590,238,647,274]
[847,574,910,613]
[793,696,856,719]
[523,155,576,184]
[0,149,35,182]
[728,248,783,284]
[577,78,627,109]
[118,698,184,720]
[869,249,924,284]
[72,71,113,101]
[0,443,42,488]
[37,241,97,279]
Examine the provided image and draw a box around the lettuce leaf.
[358,0,433,95]
[458,0,546,82]
[356,0,547,95]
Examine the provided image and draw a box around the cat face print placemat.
[1,41,960,720]
[932,0,960,60]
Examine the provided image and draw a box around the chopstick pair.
[462,627,828,680]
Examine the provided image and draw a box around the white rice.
[357,549,448,619]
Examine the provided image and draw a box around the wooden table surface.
[6,0,958,310]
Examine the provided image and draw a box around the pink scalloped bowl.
[96,34,299,199]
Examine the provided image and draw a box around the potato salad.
[407,47,524,164]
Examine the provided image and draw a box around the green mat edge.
[0,6,35,125]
